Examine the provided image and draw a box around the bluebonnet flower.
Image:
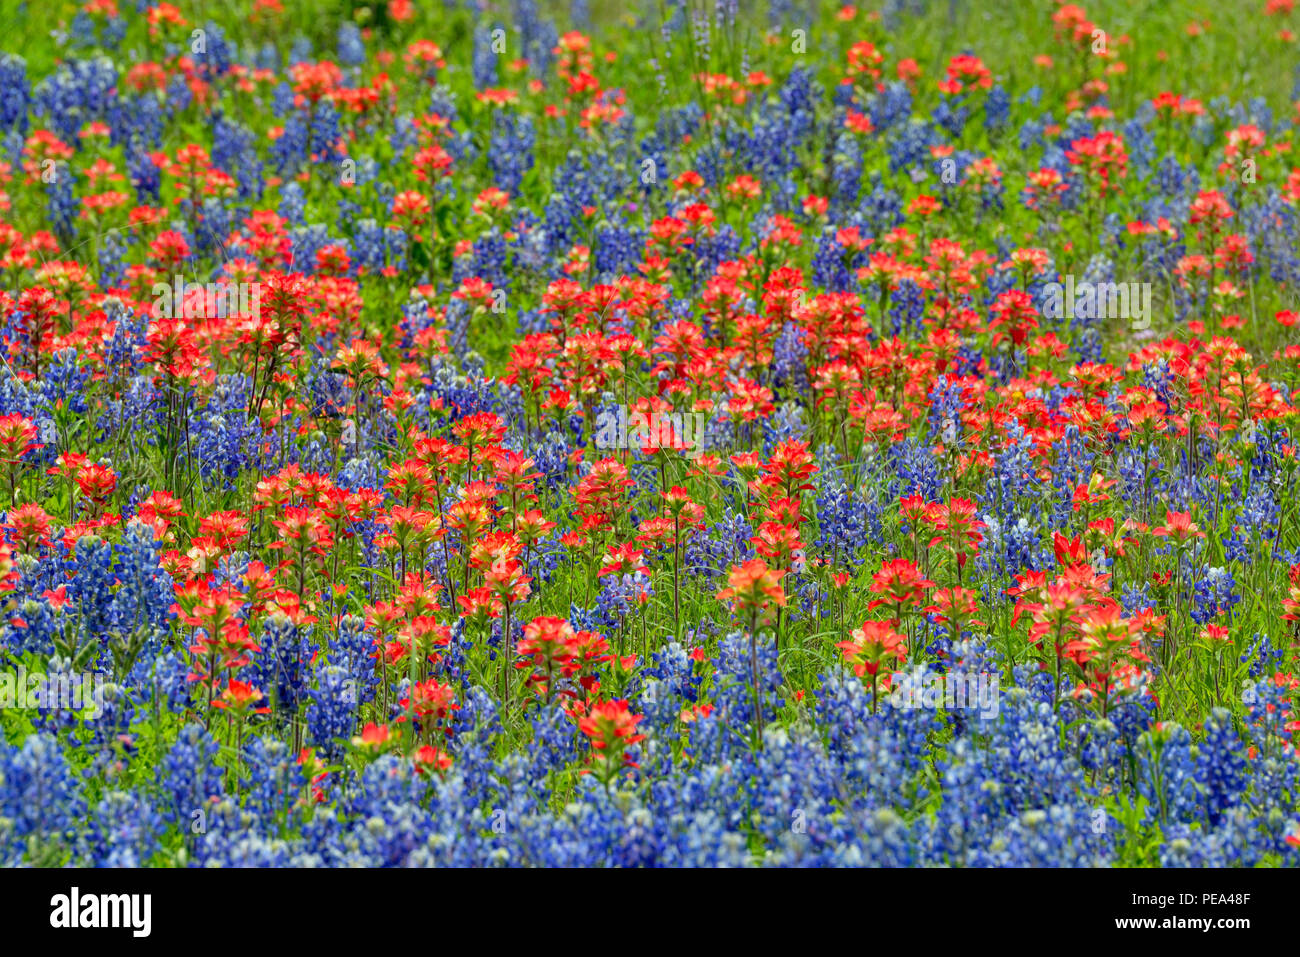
[984,85,1010,135]
[1191,565,1240,625]
[160,724,226,829]
[88,790,164,867]
[1137,722,1199,827]
[473,24,501,89]
[0,54,31,135]
[1195,708,1248,827]
[272,111,311,177]
[307,664,357,761]
[45,162,79,245]
[337,22,366,67]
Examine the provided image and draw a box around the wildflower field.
[0,0,1298,872]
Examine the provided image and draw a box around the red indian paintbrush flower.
[717,558,787,628]
[867,559,936,622]
[836,620,907,712]
[1152,509,1205,544]
[578,698,645,786]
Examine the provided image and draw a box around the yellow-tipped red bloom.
[717,558,787,627]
